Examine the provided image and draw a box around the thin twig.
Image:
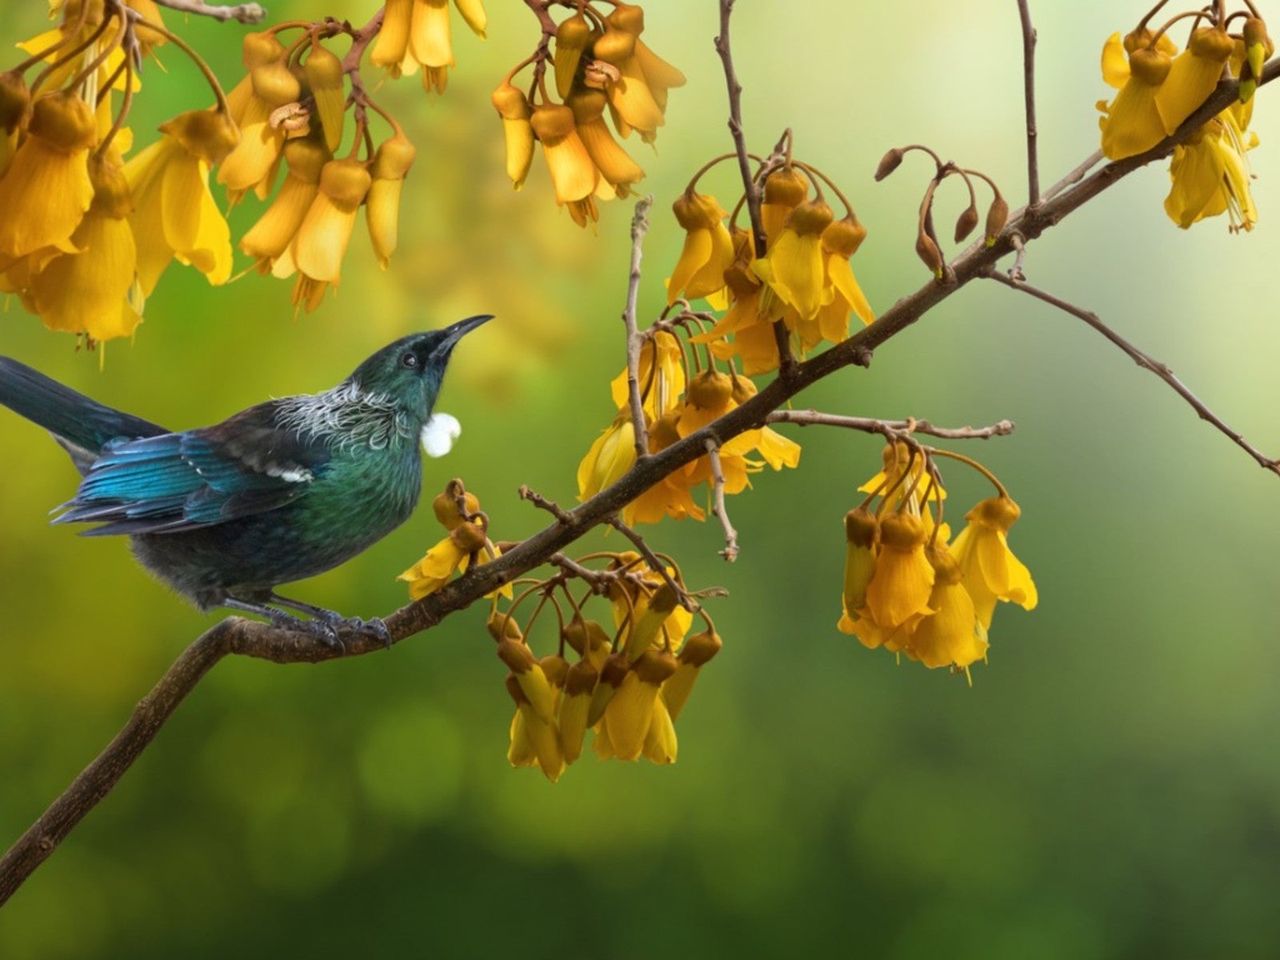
[151,0,266,23]
[518,485,574,525]
[713,0,796,377]
[605,516,698,610]
[768,411,1016,441]
[704,439,739,562]
[4,55,1278,908]
[1041,150,1103,202]
[623,197,654,459]
[1015,0,1040,206]
[986,271,1280,476]
[1008,233,1027,281]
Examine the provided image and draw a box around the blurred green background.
[2,1,1279,956]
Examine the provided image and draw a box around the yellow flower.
[622,412,705,525]
[601,650,677,762]
[124,108,238,298]
[907,542,988,671]
[859,441,946,516]
[558,659,598,764]
[304,44,346,153]
[366,133,416,269]
[950,495,1037,630]
[756,199,835,320]
[505,673,564,782]
[1155,27,1234,134]
[668,191,734,304]
[661,628,721,721]
[577,414,637,500]
[409,0,455,76]
[838,507,878,627]
[217,32,299,201]
[553,13,591,98]
[0,91,95,259]
[372,0,413,74]
[240,136,329,270]
[610,329,685,421]
[1099,37,1174,160]
[397,520,497,599]
[698,264,780,375]
[273,158,372,311]
[1165,108,1258,232]
[864,513,935,629]
[27,153,140,342]
[595,4,667,142]
[760,166,807,245]
[816,214,874,342]
[529,103,598,226]
[568,89,644,196]
[491,80,534,189]
[0,72,31,178]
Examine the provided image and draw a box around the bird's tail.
[0,357,167,469]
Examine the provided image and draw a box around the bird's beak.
[432,314,493,360]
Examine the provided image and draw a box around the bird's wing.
[55,401,332,536]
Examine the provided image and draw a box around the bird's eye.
[401,352,419,369]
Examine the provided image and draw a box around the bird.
[0,316,492,648]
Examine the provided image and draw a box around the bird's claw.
[266,610,346,654]
[331,616,392,650]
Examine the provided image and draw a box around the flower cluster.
[1098,3,1271,231]
[398,479,505,600]
[577,324,801,523]
[838,441,1037,680]
[664,151,875,374]
[370,0,487,94]
[491,1,684,227]
[222,23,423,313]
[490,551,719,782]
[0,0,203,349]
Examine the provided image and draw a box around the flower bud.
[487,609,524,643]
[874,147,904,181]
[984,195,1009,246]
[915,230,944,278]
[367,133,415,268]
[954,203,979,243]
[844,507,878,548]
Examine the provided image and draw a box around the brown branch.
[985,271,1280,476]
[713,0,796,378]
[768,411,1015,441]
[1042,149,1103,202]
[3,38,1278,912]
[151,0,266,23]
[704,439,739,562]
[518,484,574,525]
[604,516,698,609]
[622,197,654,459]
[1015,0,1039,206]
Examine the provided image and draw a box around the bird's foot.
[222,598,346,653]
[267,594,393,650]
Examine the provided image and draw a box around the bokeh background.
[2,1,1279,956]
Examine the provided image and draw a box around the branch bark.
[986,271,1280,475]
[622,197,654,460]
[151,0,266,24]
[1015,0,1040,206]
[2,34,1277,912]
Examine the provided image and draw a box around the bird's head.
[348,315,492,420]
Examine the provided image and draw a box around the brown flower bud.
[915,231,944,278]
[844,507,878,549]
[487,609,524,643]
[874,147,904,181]
[677,630,723,668]
[984,195,1009,246]
[954,203,980,243]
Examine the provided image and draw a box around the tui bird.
[0,316,491,647]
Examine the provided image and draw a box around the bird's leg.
[268,593,393,650]
[221,597,345,653]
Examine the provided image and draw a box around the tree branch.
[622,197,654,460]
[1015,0,1040,206]
[768,411,1015,441]
[985,271,1280,476]
[713,0,796,377]
[704,439,739,562]
[3,33,1277,912]
[151,0,266,24]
